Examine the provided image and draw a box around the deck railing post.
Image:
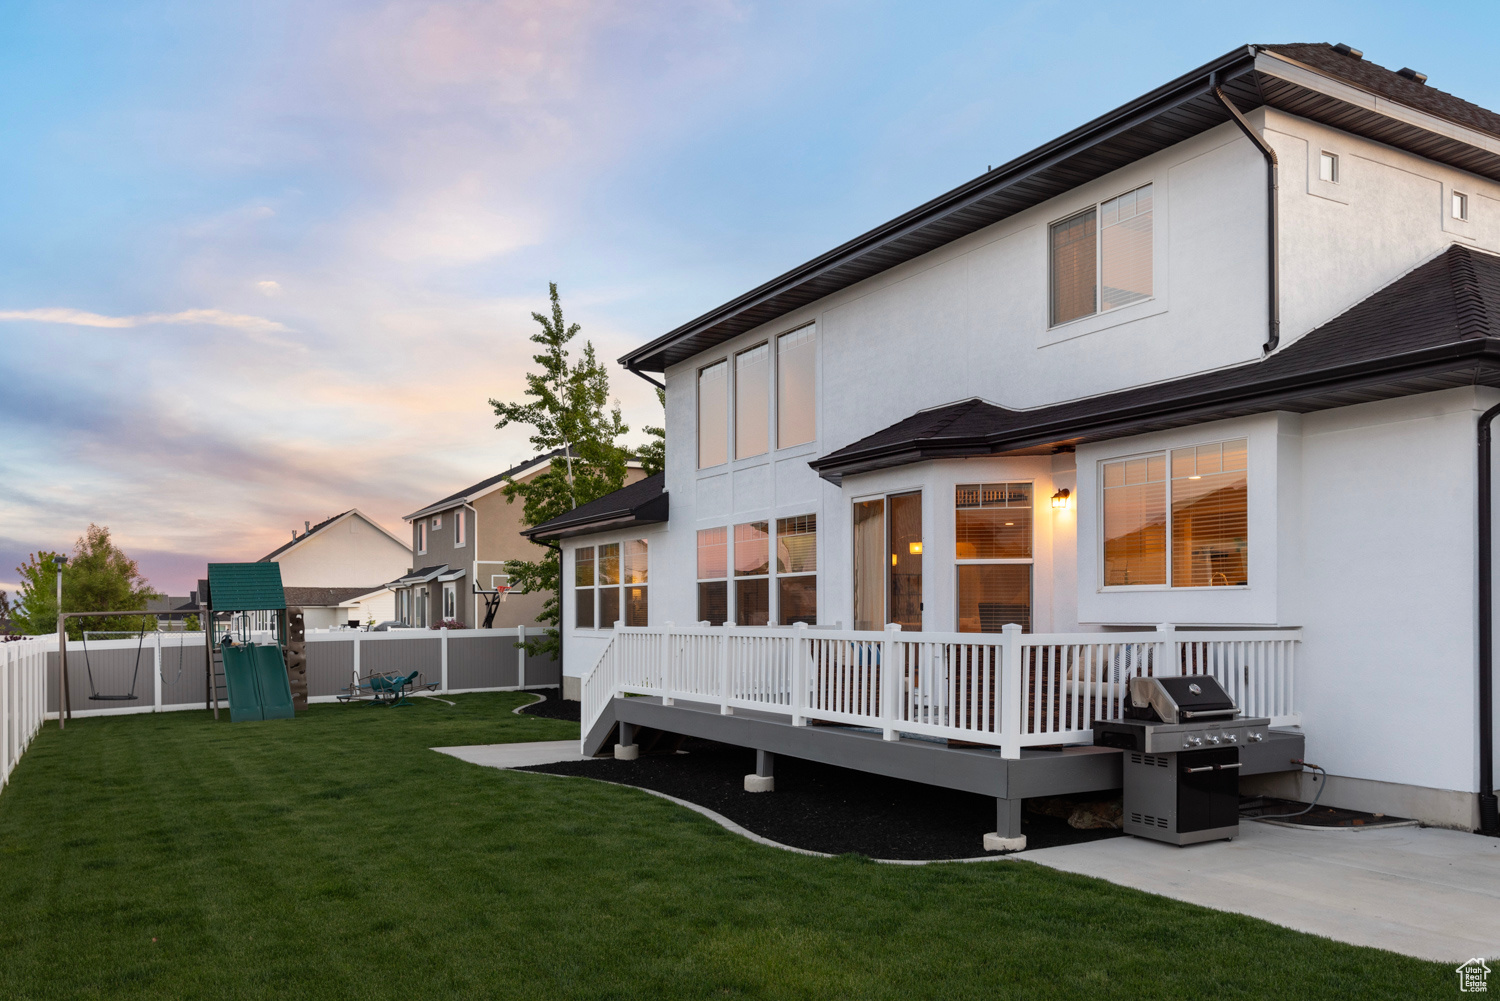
[661,622,674,705]
[1156,622,1176,677]
[882,623,901,741]
[792,621,808,725]
[720,622,734,715]
[1001,623,1023,759]
[440,627,449,694]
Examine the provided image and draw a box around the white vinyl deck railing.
[2,637,51,793]
[581,622,1301,758]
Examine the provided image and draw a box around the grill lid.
[1127,676,1238,724]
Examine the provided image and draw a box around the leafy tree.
[489,283,631,657]
[11,525,160,638]
[638,387,666,477]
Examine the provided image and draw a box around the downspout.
[1477,402,1500,834]
[1212,79,1280,355]
[463,501,480,628]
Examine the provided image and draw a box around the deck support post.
[745,749,775,792]
[614,721,638,760]
[984,797,1026,852]
[881,623,901,741]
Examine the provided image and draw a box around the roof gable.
[207,562,286,612]
[259,509,409,562]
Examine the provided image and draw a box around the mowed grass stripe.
[0,693,1447,999]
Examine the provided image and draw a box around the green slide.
[222,644,296,722]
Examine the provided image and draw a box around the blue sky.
[3,0,1497,593]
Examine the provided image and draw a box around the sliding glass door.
[852,491,923,632]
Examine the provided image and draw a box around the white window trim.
[697,358,730,471]
[1047,182,1156,330]
[571,537,650,632]
[1318,150,1340,184]
[454,512,466,548]
[1096,437,1250,592]
[1453,190,1469,221]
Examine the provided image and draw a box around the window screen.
[698,360,728,468]
[1101,183,1152,311]
[777,326,816,448]
[1050,208,1097,325]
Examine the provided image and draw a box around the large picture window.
[776,514,816,624]
[776,326,815,448]
[735,344,769,459]
[1050,182,1153,326]
[956,483,1033,632]
[698,360,728,468]
[697,527,728,625]
[582,540,650,627]
[734,521,770,626]
[1102,438,1247,588]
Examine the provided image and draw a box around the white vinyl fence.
[2,637,50,792]
[582,622,1301,757]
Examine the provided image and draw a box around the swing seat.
[88,693,140,701]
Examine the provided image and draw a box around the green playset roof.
[207,563,287,612]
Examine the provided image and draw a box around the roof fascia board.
[403,454,557,521]
[1256,50,1500,159]
[525,513,667,542]
[622,47,1258,373]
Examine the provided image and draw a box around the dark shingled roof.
[283,586,387,608]
[811,245,1500,483]
[522,473,668,541]
[259,510,354,562]
[404,449,566,521]
[621,42,1500,377]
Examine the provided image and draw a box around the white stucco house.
[259,509,410,628]
[528,43,1500,836]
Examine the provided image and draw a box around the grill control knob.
[1206,734,1221,745]
[1186,735,1203,747]
[1248,732,1264,743]
[1225,732,1238,744]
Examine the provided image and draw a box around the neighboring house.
[533,43,1500,834]
[282,586,395,630]
[260,510,412,588]
[394,450,647,629]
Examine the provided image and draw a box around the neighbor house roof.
[810,244,1500,483]
[621,42,1500,376]
[521,473,669,542]
[390,565,449,587]
[282,586,389,608]
[259,509,409,562]
[404,450,566,522]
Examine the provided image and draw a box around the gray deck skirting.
[586,695,1304,800]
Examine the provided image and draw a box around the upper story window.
[454,511,466,547]
[1319,151,1339,183]
[1101,437,1247,588]
[417,521,427,555]
[777,326,816,448]
[1453,191,1469,221]
[696,527,727,625]
[735,343,769,459]
[1050,183,1154,326]
[432,514,442,529]
[698,360,728,468]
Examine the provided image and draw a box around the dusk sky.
[4,1,1497,594]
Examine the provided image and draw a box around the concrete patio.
[1021,820,1500,963]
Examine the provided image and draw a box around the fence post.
[1156,622,1177,677]
[1000,623,1023,759]
[661,622,674,705]
[440,627,449,694]
[720,622,733,715]
[352,632,362,696]
[792,621,808,725]
[881,622,901,741]
[153,631,163,712]
[3,644,11,783]
[517,623,527,690]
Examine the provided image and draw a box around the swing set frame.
[54,609,177,730]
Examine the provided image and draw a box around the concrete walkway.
[1021,820,1500,963]
[432,740,590,769]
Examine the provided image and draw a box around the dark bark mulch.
[523,737,1125,860]
[517,691,580,723]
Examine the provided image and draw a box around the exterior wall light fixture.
[908,542,923,555]
[1051,488,1071,510]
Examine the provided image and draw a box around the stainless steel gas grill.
[1092,676,1272,845]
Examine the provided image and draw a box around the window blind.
[1170,439,1247,587]
[698,360,728,468]
[1050,208,1097,325]
[955,482,1032,559]
[1102,454,1167,586]
[1101,183,1153,311]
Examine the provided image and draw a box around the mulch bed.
[517,691,580,723]
[523,736,1125,860]
[1241,797,1416,829]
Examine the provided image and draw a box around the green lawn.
[0,694,1447,999]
